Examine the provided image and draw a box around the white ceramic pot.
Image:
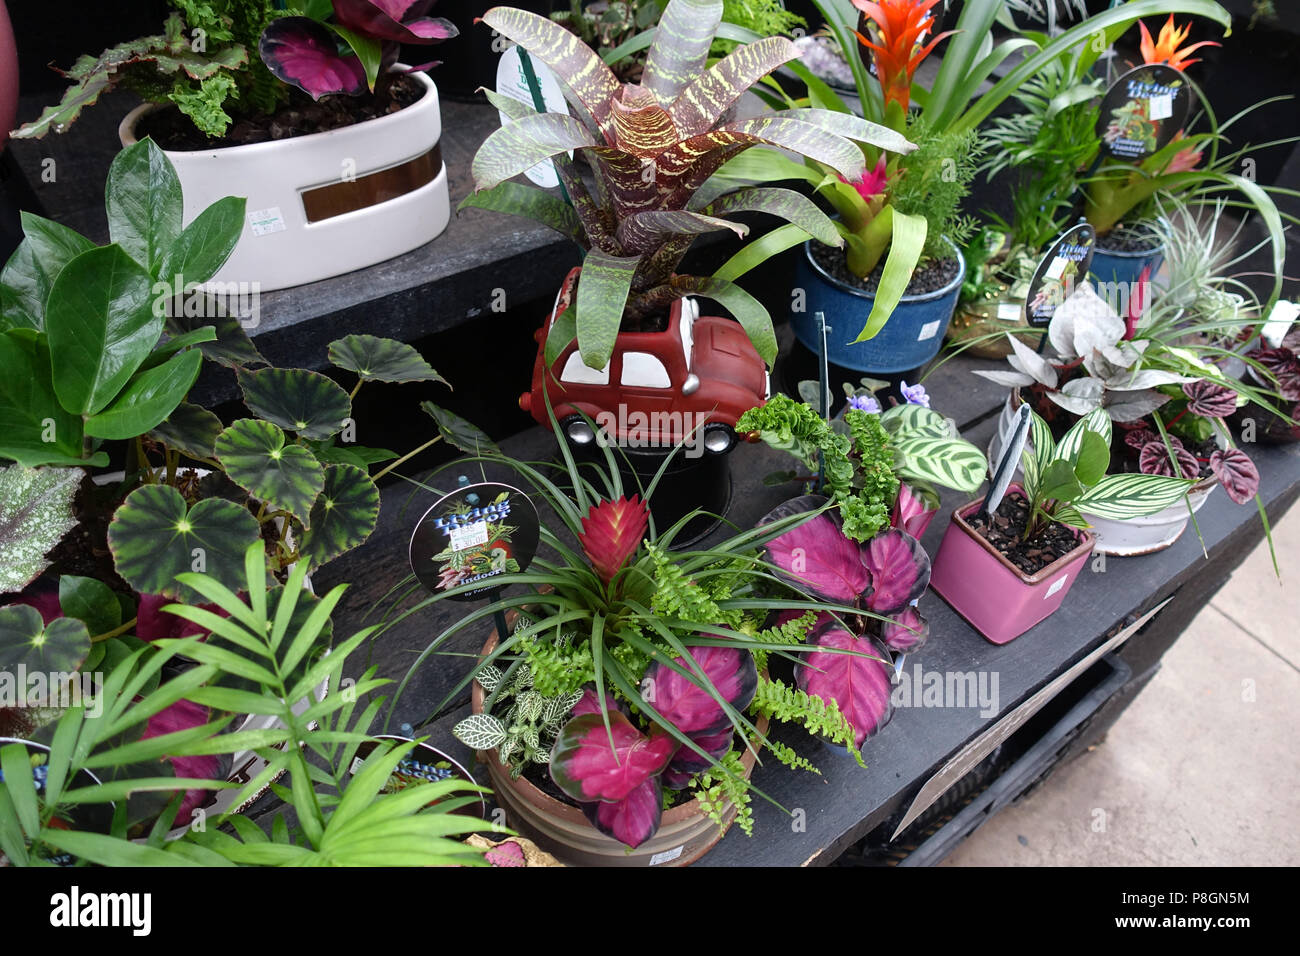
[118,69,450,292]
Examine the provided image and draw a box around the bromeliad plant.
[460,0,912,372]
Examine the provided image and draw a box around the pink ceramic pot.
[1,2,18,144]
[929,484,1095,645]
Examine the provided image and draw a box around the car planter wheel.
[520,267,769,543]
[118,66,450,293]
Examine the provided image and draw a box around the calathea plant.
[460,0,912,371]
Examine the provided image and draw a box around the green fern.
[516,627,594,698]
[764,738,821,775]
[691,750,754,836]
[750,677,866,768]
[751,609,816,672]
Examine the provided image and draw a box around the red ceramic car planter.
[519,268,770,456]
[929,484,1095,645]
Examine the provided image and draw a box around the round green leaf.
[298,464,379,568]
[148,402,224,461]
[238,367,351,440]
[58,575,123,637]
[328,334,449,385]
[215,418,325,520]
[0,604,92,676]
[107,484,262,601]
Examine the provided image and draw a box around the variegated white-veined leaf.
[516,690,544,723]
[1074,474,1195,520]
[474,664,503,694]
[452,713,508,751]
[1056,406,1111,465]
[879,402,953,438]
[1023,408,1056,501]
[894,435,986,493]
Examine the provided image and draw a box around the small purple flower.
[847,394,881,413]
[899,381,930,408]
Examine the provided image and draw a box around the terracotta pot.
[471,630,766,867]
[929,484,1095,645]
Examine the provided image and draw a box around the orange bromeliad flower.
[578,495,650,586]
[1138,15,1220,71]
[852,0,954,113]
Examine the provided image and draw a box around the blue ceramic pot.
[1088,240,1164,292]
[791,236,965,374]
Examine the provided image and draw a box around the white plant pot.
[987,391,1224,556]
[118,68,450,293]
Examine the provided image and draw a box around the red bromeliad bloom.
[839,155,890,202]
[852,0,953,113]
[578,495,650,585]
[1124,265,1152,340]
[1164,131,1203,173]
[1138,15,1219,71]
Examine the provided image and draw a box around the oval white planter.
[119,69,450,292]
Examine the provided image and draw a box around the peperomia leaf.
[327,334,449,386]
[0,604,91,677]
[57,575,122,638]
[107,484,262,601]
[0,465,83,593]
[148,403,224,461]
[759,496,871,603]
[580,777,663,849]
[82,348,202,440]
[238,367,351,440]
[1209,448,1260,505]
[641,644,757,737]
[297,464,379,568]
[880,606,929,653]
[45,244,162,416]
[105,139,183,276]
[796,626,893,747]
[258,17,366,100]
[861,528,930,615]
[0,332,96,466]
[215,418,325,521]
[549,712,676,803]
[1181,380,1238,419]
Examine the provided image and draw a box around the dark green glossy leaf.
[83,349,202,440]
[215,418,325,520]
[45,245,161,416]
[1072,430,1111,488]
[420,402,499,456]
[148,402,224,460]
[0,464,83,593]
[0,604,91,676]
[309,442,396,468]
[0,331,93,466]
[238,367,351,440]
[298,464,379,568]
[0,214,95,330]
[106,138,183,275]
[165,307,265,369]
[327,334,449,386]
[158,196,247,286]
[58,575,122,637]
[108,484,262,601]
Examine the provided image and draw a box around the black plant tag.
[1096,64,1191,162]
[1025,223,1096,328]
[409,483,539,601]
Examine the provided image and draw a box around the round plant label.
[409,483,538,601]
[1096,64,1191,162]
[1025,223,1096,328]
[349,735,486,817]
[495,45,569,188]
[0,737,113,865]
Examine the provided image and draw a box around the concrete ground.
[944,504,1300,867]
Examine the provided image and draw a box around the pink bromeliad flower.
[839,156,890,201]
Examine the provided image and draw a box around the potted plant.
[11,1,460,292]
[1236,322,1300,443]
[930,407,1195,644]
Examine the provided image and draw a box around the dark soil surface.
[43,473,129,592]
[810,241,960,297]
[1096,223,1160,254]
[967,492,1084,577]
[137,74,426,151]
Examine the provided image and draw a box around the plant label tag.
[410,482,540,601]
[996,302,1022,323]
[1045,574,1069,599]
[496,45,569,189]
[1025,223,1095,328]
[1096,64,1189,162]
[917,320,941,341]
[649,845,684,865]
[1147,92,1173,121]
[248,207,286,237]
[1045,256,1068,281]
[1261,299,1299,348]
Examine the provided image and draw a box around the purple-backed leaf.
[758,496,871,603]
[1139,438,1199,480]
[661,727,733,791]
[796,626,894,747]
[1123,427,1159,452]
[1252,347,1300,401]
[861,528,930,615]
[333,0,459,43]
[549,712,676,804]
[891,482,938,540]
[642,644,757,737]
[1181,380,1238,419]
[571,683,626,718]
[260,17,366,99]
[881,606,929,653]
[1209,448,1260,504]
[581,778,663,848]
[142,698,231,827]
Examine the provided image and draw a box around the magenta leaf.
[581,778,663,848]
[861,528,931,615]
[260,17,367,99]
[1252,347,1300,401]
[642,644,757,737]
[661,727,732,791]
[881,606,929,653]
[1209,448,1260,504]
[549,712,676,803]
[142,698,230,827]
[1139,438,1199,479]
[136,593,230,643]
[1181,380,1237,419]
[571,684,626,718]
[796,626,894,746]
[1123,427,1159,451]
[759,496,871,603]
[332,0,458,44]
[484,840,527,867]
[891,482,938,540]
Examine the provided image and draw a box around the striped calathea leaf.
[1073,473,1196,520]
[467,0,915,370]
